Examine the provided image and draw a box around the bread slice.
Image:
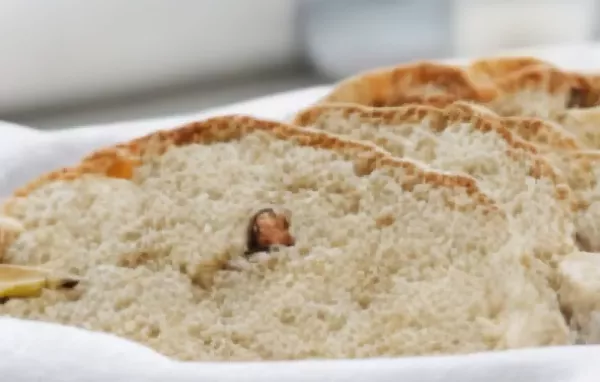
[450,74,600,150]
[464,57,589,119]
[454,107,600,255]
[450,106,600,255]
[448,101,589,180]
[319,57,600,146]
[317,55,600,247]
[420,102,600,252]
[319,57,566,110]
[487,67,600,120]
[293,102,576,271]
[0,116,570,360]
[432,100,581,150]
[473,112,600,346]
[447,104,600,343]
[294,101,600,344]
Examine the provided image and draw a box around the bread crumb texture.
[294,103,576,268]
[559,252,600,344]
[320,57,600,135]
[569,152,600,253]
[0,118,569,361]
[302,56,600,352]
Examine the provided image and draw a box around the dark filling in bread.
[245,208,295,256]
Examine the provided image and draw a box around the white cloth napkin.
[3,45,600,381]
[1,317,600,382]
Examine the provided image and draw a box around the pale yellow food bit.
[0,264,80,300]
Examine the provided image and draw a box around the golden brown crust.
[294,102,444,127]
[501,118,582,151]
[439,101,582,151]
[466,56,570,94]
[467,57,554,82]
[5,115,499,214]
[319,61,499,107]
[10,151,142,198]
[293,101,573,204]
[375,94,460,108]
[467,63,600,109]
[491,66,575,94]
[319,57,600,110]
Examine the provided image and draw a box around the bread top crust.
[467,57,553,82]
[3,116,499,213]
[319,56,600,110]
[293,101,567,188]
[318,61,499,107]
[500,117,582,151]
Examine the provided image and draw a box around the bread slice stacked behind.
[405,75,600,346]
[294,102,576,270]
[314,56,600,346]
[318,57,600,149]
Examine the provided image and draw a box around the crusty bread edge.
[318,56,598,108]
[467,57,553,81]
[293,101,574,206]
[318,61,499,107]
[2,116,500,215]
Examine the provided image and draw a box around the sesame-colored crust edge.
[3,116,500,215]
[467,57,552,82]
[318,61,499,107]
[319,57,600,109]
[294,102,561,182]
[295,100,581,151]
[293,101,576,207]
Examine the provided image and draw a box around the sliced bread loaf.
[0,116,569,360]
[318,58,600,148]
[450,73,600,150]
[443,105,600,343]
[456,109,600,256]
[293,102,576,270]
[487,67,600,120]
[294,102,600,345]
[445,70,600,151]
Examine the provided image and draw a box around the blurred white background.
[0,0,598,129]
